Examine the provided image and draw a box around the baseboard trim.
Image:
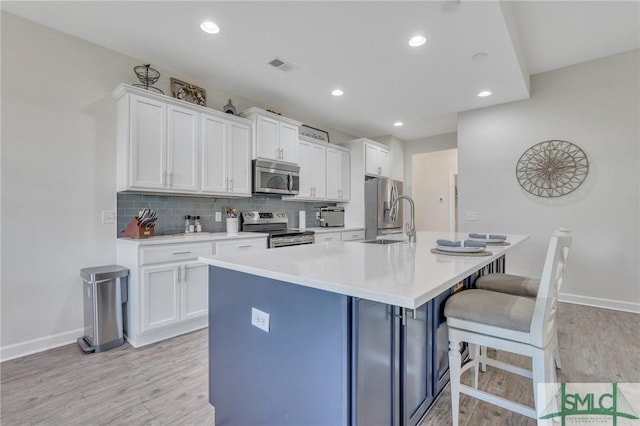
[559,292,640,314]
[0,328,84,363]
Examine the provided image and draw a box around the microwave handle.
[287,172,293,191]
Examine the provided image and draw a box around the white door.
[364,143,380,176]
[326,147,340,200]
[181,262,208,320]
[297,141,313,198]
[141,264,180,331]
[311,143,327,199]
[167,105,199,192]
[129,95,166,189]
[339,149,351,200]
[201,113,227,193]
[256,116,280,160]
[378,148,390,178]
[228,121,251,195]
[279,122,299,164]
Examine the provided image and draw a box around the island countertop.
[199,231,529,309]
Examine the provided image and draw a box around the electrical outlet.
[251,307,270,333]
[315,211,320,220]
[101,210,116,224]
[215,211,222,222]
[465,211,480,221]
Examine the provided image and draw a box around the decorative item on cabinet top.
[223,99,237,115]
[133,64,163,94]
[170,77,206,106]
[299,124,330,144]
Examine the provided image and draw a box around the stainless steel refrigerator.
[365,178,403,240]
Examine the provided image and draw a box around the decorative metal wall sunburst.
[516,140,589,198]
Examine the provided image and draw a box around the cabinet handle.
[168,172,174,186]
[183,264,188,282]
[177,265,182,283]
[172,251,192,255]
[162,171,167,187]
[238,245,252,249]
[352,234,359,238]
[229,178,233,191]
[325,237,334,241]
[225,178,229,191]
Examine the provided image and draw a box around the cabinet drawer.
[214,238,267,253]
[341,230,365,241]
[140,242,213,265]
[315,232,342,243]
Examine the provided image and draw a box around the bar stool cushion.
[475,273,540,298]
[444,289,535,332]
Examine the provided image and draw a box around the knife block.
[121,217,155,239]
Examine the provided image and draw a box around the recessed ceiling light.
[200,21,220,34]
[393,121,404,127]
[478,90,492,97]
[408,35,426,47]
[331,89,344,97]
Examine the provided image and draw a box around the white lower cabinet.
[214,237,267,252]
[315,232,342,243]
[117,240,213,347]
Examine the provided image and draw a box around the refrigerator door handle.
[389,184,398,222]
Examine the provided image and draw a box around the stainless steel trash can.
[77,265,129,353]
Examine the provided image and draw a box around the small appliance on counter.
[319,207,345,227]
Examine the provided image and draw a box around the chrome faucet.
[390,195,416,243]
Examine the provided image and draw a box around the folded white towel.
[436,239,487,248]
[469,233,507,240]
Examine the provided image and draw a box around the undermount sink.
[362,239,405,245]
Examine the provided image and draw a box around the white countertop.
[199,231,529,309]
[117,231,269,246]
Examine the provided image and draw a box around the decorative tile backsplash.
[117,193,335,236]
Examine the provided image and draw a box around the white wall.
[0,12,353,360]
[457,50,640,312]
[412,149,458,232]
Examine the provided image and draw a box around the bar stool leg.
[449,339,463,426]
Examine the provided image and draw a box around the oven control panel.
[242,211,288,225]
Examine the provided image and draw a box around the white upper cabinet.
[114,84,252,197]
[327,147,350,201]
[294,140,350,202]
[201,113,251,196]
[240,107,301,164]
[166,105,199,192]
[127,95,166,190]
[364,141,390,178]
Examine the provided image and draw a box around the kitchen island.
[199,231,528,426]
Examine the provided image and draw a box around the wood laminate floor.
[1,303,638,425]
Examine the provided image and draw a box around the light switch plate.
[465,211,479,221]
[101,210,116,224]
[251,307,270,333]
[215,211,222,222]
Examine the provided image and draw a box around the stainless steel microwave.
[253,159,300,195]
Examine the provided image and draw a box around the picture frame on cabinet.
[299,124,330,144]
[170,77,206,106]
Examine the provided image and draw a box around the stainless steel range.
[241,211,314,248]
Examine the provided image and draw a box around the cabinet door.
[256,115,280,160]
[228,121,251,195]
[378,148,391,178]
[326,147,340,200]
[141,264,180,332]
[201,113,228,193]
[352,300,396,426]
[129,95,166,189]
[279,122,299,164]
[339,149,351,200]
[297,141,313,198]
[181,262,209,320]
[403,304,434,426]
[167,105,199,192]
[310,143,326,199]
[364,143,380,176]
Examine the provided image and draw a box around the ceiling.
[3,1,639,141]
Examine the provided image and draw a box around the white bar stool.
[444,229,572,425]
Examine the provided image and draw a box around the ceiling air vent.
[268,57,296,72]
